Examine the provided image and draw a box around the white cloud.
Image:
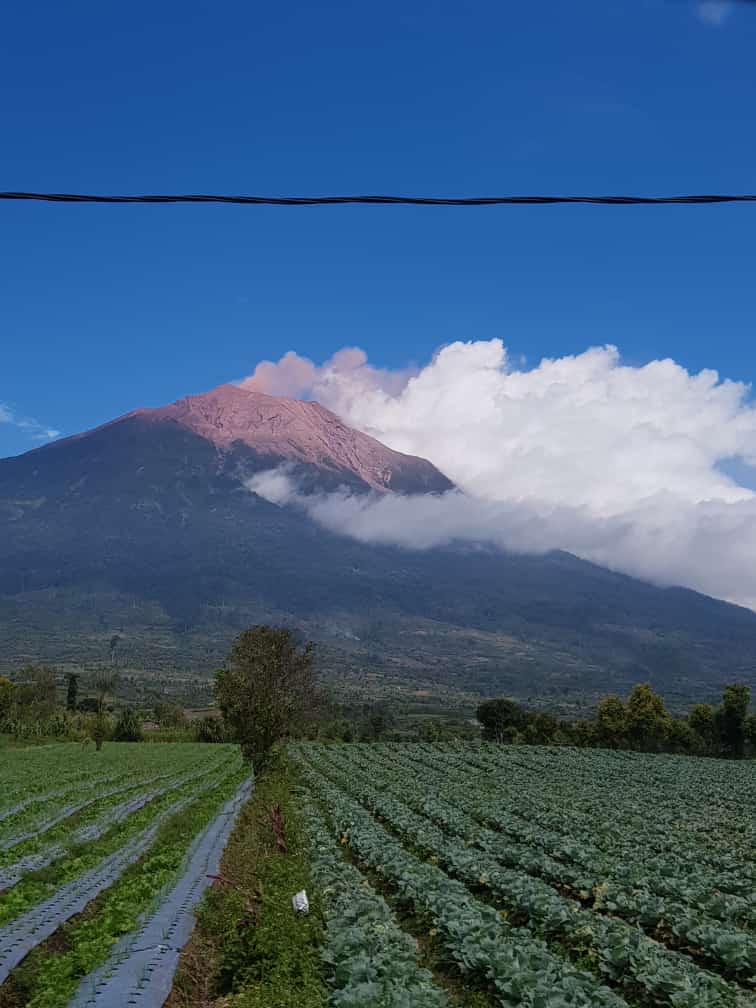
[241,346,417,401]
[696,1,732,24]
[0,401,60,443]
[244,340,756,609]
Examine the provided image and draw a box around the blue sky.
[1,0,755,458]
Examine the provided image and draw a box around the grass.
[167,751,327,1008]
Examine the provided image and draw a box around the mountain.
[11,383,454,496]
[1,384,755,712]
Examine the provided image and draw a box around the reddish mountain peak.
[142,383,336,448]
[134,383,452,494]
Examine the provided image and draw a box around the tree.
[13,667,58,725]
[688,703,717,755]
[716,683,750,759]
[88,673,118,751]
[359,703,394,741]
[195,715,226,743]
[572,719,598,747]
[522,711,558,745]
[113,709,143,742]
[0,677,12,722]
[668,718,697,754]
[595,696,628,749]
[214,626,317,768]
[625,683,671,752]
[65,673,80,712]
[476,698,527,743]
[92,673,118,714]
[745,714,756,756]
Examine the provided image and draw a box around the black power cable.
[1,191,756,207]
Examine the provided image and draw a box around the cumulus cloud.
[243,340,756,609]
[241,346,417,401]
[0,401,60,442]
[248,468,756,609]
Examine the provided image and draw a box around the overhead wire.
[1,191,756,207]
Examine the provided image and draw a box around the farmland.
[1,741,755,1007]
[0,742,250,1007]
[291,743,756,1008]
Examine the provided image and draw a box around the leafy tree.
[214,625,317,768]
[716,683,750,759]
[625,683,671,752]
[522,711,558,745]
[14,667,58,723]
[571,719,598,747]
[595,696,628,749]
[745,713,756,755]
[65,673,80,712]
[688,703,717,754]
[195,715,226,743]
[476,698,527,743]
[113,708,143,742]
[0,676,12,722]
[359,703,394,741]
[668,718,697,754]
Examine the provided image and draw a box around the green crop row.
[354,744,756,959]
[308,744,756,1008]
[12,764,248,1008]
[299,790,450,1008]
[0,751,242,926]
[294,751,628,1008]
[0,749,232,871]
[403,745,756,920]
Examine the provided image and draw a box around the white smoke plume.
[244,340,756,609]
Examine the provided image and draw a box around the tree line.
[213,628,756,764]
[0,667,213,747]
[477,682,756,758]
[3,630,754,765]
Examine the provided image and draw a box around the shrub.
[113,708,143,742]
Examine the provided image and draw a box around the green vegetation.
[2,718,755,1007]
[292,742,756,1008]
[8,767,245,1008]
[170,752,327,1008]
[112,708,143,742]
[215,626,318,769]
[0,748,237,927]
[477,681,756,758]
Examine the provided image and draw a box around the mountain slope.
[1,385,755,710]
[16,384,453,497]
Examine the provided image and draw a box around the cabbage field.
[0,742,251,1007]
[1,741,755,1007]
[293,742,756,1008]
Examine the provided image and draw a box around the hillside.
[1,384,755,711]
